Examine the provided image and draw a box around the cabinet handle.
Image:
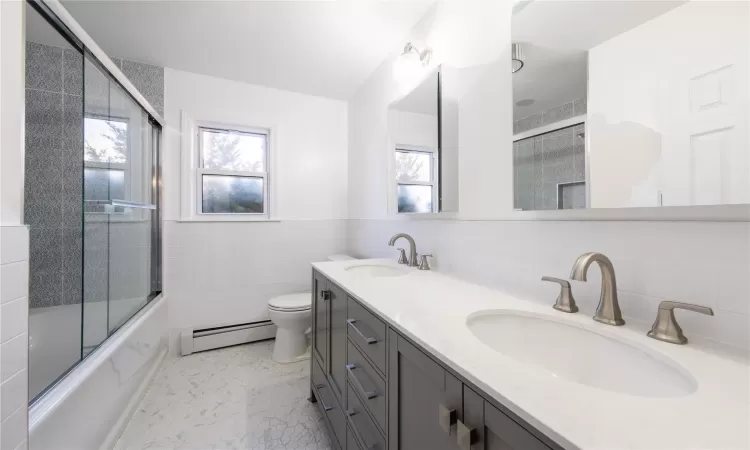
[321,290,331,301]
[347,319,378,344]
[457,420,477,450]
[346,408,357,417]
[346,364,378,399]
[438,404,457,434]
[314,384,334,411]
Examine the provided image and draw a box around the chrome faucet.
[570,252,625,326]
[388,233,418,267]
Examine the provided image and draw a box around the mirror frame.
[437,65,443,211]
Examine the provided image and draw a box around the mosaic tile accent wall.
[24,41,163,309]
[513,97,587,134]
[513,123,586,210]
[25,42,84,308]
[111,57,164,116]
[512,98,587,211]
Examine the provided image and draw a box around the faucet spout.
[388,233,418,267]
[570,252,625,326]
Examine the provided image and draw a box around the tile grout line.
[0,404,25,424]
[0,328,27,346]
[0,367,26,386]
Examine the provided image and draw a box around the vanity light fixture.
[401,42,432,66]
[512,43,524,73]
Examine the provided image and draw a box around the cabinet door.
[462,386,550,450]
[388,329,463,450]
[312,271,328,371]
[328,282,347,404]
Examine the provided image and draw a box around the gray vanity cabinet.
[312,271,348,403]
[311,270,561,450]
[388,329,463,450]
[311,270,348,448]
[329,282,348,403]
[462,387,550,450]
[312,271,329,371]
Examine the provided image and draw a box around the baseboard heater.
[180,320,277,356]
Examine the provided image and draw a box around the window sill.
[176,215,281,223]
[390,211,460,220]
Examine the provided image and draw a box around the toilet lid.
[268,293,311,312]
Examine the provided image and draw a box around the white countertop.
[312,259,750,450]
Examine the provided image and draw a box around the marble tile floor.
[114,340,331,450]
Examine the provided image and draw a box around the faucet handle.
[418,254,433,271]
[647,301,714,345]
[396,248,408,265]
[541,276,579,313]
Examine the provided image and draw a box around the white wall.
[0,2,30,449]
[588,1,750,208]
[346,3,750,351]
[162,68,348,343]
[348,2,513,220]
[388,110,437,149]
[347,219,749,350]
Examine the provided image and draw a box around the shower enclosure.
[25,1,162,402]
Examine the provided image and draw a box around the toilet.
[268,254,354,363]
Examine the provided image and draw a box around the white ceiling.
[512,0,687,119]
[61,0,433,100]
[512,0,687,52]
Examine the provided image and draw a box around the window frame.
[83,114,135,220]
[395,144,439,214]
[196,124,271,219]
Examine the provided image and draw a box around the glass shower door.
[82,54,114,355]
[27,1,163,403]
[25,2,85,401]
[106,81,155,333]
[83,56,160,346]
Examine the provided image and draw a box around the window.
[197,126,269,216]
[395,147,437,213]
[84,116,128,212]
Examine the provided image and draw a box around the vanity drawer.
[347,341,386,433]
[312,360,346,449]
[347,425,364,450]
[347,297,387,374]
[347,383,386,450]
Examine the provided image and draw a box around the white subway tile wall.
[347,219,750,351]
[164,219,348,353]
[0,226,30,450]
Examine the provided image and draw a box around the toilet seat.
[268,293,311,312]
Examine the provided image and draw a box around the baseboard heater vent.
[180,320,276,356]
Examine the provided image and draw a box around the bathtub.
[29,294,169,450]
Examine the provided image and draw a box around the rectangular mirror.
[388,66,458,214]
[512,0,749,211]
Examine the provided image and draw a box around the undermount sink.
[345,264,409,278]
[467,310,696,398]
